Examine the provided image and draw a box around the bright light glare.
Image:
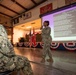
[26,26,32,29]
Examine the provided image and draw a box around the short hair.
[44,21,49,26]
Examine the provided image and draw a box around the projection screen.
[42,4,76,41]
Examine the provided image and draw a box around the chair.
[0,70,20,75]
[0,71,12,75]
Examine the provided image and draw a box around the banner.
[29,29,32,47]
[32,28,36,46]
[40,3,52,14]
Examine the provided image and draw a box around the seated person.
[0,25,33,75]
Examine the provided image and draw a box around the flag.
[29,29,32,47]
[32,28,36,46]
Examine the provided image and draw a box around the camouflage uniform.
[0,25,33,75]
[41,26,53,62]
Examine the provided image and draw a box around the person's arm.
[6,39,15,56]
[46,27,51,35]
[0,25,15,57]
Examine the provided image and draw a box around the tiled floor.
[14,47,76,75]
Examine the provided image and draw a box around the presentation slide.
[42,6,76,41]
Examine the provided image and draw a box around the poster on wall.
[23,12,31,20]
[13,12,31,25]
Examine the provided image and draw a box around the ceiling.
[14,18,41,31]
[0,0,47,18]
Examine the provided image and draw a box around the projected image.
[42,6,76,41]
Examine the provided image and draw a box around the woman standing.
[0,25,33,75]
[40,21,53,63]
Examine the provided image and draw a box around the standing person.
[0,24,33,75]
[40,21,53,63]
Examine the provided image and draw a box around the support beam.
[11,0,28,10]
[29,0,47,11]
[10,20,14,45]
[13,0,47,18]
[0,12,13,18]
[31,0,37,5]
[0,4,19,15]
[4,26,13,28]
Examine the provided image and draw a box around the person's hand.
[40,25,43,29]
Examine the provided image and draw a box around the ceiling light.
[26,26,32,29]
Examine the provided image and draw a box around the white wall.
[13,28,25,44]
[13,0,65,26]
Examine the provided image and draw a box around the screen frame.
[40,2,76,17]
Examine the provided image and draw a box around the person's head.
[43,21,49,27]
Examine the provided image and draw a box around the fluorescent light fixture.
[26,26,32,29]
